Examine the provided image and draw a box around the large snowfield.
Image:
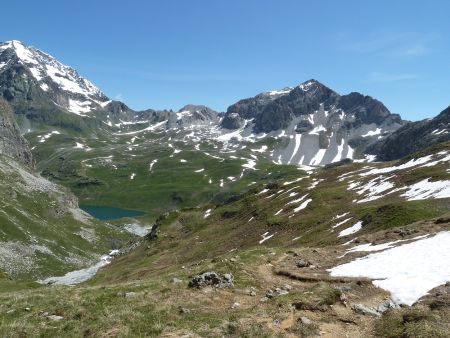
[329,232,450,305]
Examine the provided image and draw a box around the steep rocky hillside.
[368,105,450,161]
[0,98,33,166]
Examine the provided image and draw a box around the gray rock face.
[166,105,220,129]
[0,98,33,166]
[0,40,109,121]
[221,113,245,130]
[352,304,381,317]
[188,271,234,288]
[223,80,402,134]
[368,105,450,161]
[220,79,405,166]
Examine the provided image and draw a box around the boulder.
[188,272,234,288]
[296,259,311,268]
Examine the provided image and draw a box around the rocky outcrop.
[188,272,234,288]
[367,105,450,161]
[0,98,33,166]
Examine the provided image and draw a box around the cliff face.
[0,98,33,167]
[367,105,450,161]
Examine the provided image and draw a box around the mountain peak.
[0,40,108,116]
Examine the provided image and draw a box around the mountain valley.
[0,40,450,337]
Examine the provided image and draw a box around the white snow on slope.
[401,179,450,201]
[310,148,327,166]
[283,177,305,186]
[259,232,274,244]
[329,232,450,305]
[115,121,167,135]
[338,221,363,237]
[349,176,395,203]
[289,134,302,164]
[332,139,344,163]
[309,125,327,135]
[344,235,429,255]
[38,130,60,143]
[360,155,433,176]
[361,128,382,137]
[242,158,257,170]
[332,217,352,229]
[293,198,312,213]
[149,159,158,172]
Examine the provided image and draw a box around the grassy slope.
[3,129,450,336]
[29,128,302,220]
[0,154,130,280]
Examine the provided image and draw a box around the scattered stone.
[179,307,190,315]
[47,315,64,321]
[266,285,291,299]
[376,299,399,313]
[188,272,234,288]
[125,292,137,299]
[171,277,182,284]
[352,304,381,317]
[275,287,289,296]
[230,257,237,263]
[231,302,240,309]
[24,307,31,311]
[249,290,256,297]
[298,316,312,325]
[6,309,14,314]
[296,259,311,268]
[273,319,280,326]
[283,284,292,291]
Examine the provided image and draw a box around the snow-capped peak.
[0,40,108,115]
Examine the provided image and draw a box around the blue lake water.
[80,205,145,220]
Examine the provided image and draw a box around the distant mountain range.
[0,40,448,166]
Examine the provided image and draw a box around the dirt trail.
[253,251,378,337]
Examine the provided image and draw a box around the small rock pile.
[188,272,234,288]
[263,284,292,301]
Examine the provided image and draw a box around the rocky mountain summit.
[0,40,109,133]
[221,80,405,165]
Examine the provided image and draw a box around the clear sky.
[1,0,449,120]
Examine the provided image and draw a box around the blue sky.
[1,0,449,120]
